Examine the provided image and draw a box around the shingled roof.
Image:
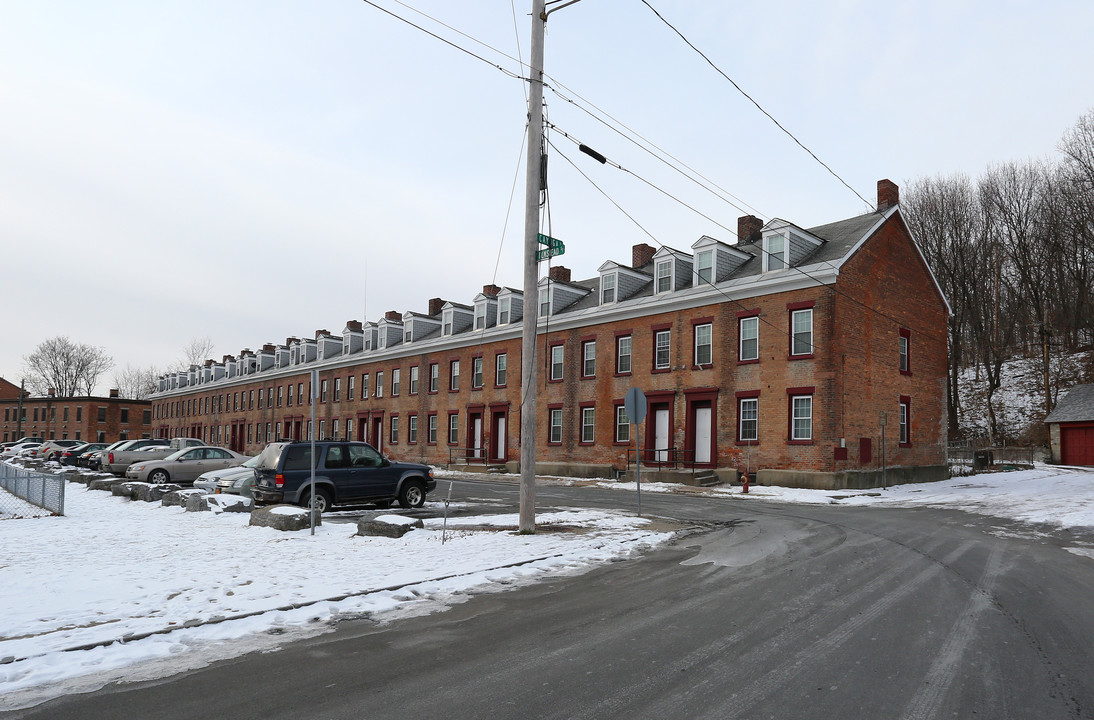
[1045,384,1094,424]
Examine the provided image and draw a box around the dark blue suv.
[251,441,435,513]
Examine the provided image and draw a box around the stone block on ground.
[134,483,181,502]
[110,482,143,499]
[185,492,213,512]
[88,477,127,492]
[356,514,424,538]
[161,488,207,507]
[249,505,320,531]
[207,494,253,513]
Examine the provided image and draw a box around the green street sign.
[536,233,565,262]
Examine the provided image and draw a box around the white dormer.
[761,219,824,272]
[691,235,752,285]
[537,277,590,317]
[441,302,474,336]
[495,288,523,326]
[317,334,342,361]
[342,325,364,355]
[362,322,378,351]
[472,293,498,331]
[651,247,693,294]
[274,346,290,369]
[597,260,650,305]
[402,311,441,344]
[377,317,403,349]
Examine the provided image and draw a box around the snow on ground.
[0,465,672,710]
[4,461,1094,710]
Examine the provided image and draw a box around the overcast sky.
[3,0,1092,395]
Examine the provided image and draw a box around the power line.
[639,0,873,211]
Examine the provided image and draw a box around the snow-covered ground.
[3,460,1094,711]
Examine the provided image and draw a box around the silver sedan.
[126,447,251,485]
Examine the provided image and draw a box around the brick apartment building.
[0,379,154,444]
[149,180,949,489]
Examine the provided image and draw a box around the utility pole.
[519,0,547,534]
[16,379,25,438]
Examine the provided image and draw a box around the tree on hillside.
[113,364,160,400]
[22,336,114,397]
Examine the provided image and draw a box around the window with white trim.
[376,371,384,398]
[409,366,419,394]
[655,259,672,293]
[539,288,550,317]
[391,368,400,396]
[900,400,910,444]
[615,405,630,443]
[428,414,438,443]
[550,344,564,381]
[582,340,596,377]
[474,305,486,330]
[601,273,616,304]
[581,407,595,443]
[616,335,632,374]
[694,323,712,366]
[448,413,459,444]
[549,408,563,443]
[791,395,812,440]
[791,309,813,356]
[739,398,758,441]
[654,330,671,369]
[765,233,786,271]
[495,353,507,386]
[429,363,439,392]
[695,250,713,285]
[390,416,399,443]
[472,357,484,389]
[498,297,511,325]
[449,360,460,391]
[361,373,369,399]
[740,316,759,361]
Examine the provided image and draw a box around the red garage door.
[1061,425,1094,466]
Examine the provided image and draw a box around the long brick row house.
[0,379,154,444]
[150,180,949,489]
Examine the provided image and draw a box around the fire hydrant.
[741,470,750,494]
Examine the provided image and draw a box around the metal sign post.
[310,369,318,534]
[624,387,647,517]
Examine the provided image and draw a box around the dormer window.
[539,288,550,317]
[655,259,673,293]
[765,233,786,271]
[442,310,453,336]
[499,297,511,325]
[474,304,486,330]
[601,273,616,304]
[695,250,713,285]
[378,333,386,349]
[405,329,412,343]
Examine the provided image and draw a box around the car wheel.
[301,487,333,514]
[398,480,426,509]
[149,469,170,484]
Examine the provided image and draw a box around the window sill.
[613,371,632,378]
[651,367,671,374]
[581,375,596,381]
[692,364,713,371]
[900,370,913,376]
[547,378,564,384]
[788,354,815,361]
[735,439,759,446]
[899,442,912,448]
[612,440,632,446]
[787,439,813,445]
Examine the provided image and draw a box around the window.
[405,328,413,344]
[287,384,293,406]
[495,353,507,386]
[766,233,786,271]
[655,259,672,293]
[550,344,564,381]
[654,330,671,370]
[616,335,632,374]
[318,419,326,440]
[601,273,616,304]
[428,414,438,444]
[582,340,596,378]
[76,407,82,422]
[362,373,369,399]
[120,409,129,423]
[408,414,418,443]
[694,323,712,366]
[409,365,419,394]
[539,288,550,317]
[266,388,273,407]
[97,407,106,422]
[581,407,595,444]
[739,398,758,442]
[429,363,439,393]
[448,413,459,444]
[900,396,911,445]
[695,250,713,285]
[449,360,460,391]
[390,416,399,444]
[320,379,328,403]
[899,328,911,373]
[348,375,355,400]
[791,308,813,357]
[249,390,255,410]
[277,386,283,407]
[474,304,486,330]
[345,418,353,440]
[298,383,304,405]
[739,316,759,362]
[472,357,484,389]
[392,368,401,396]
[791,395,812,441]
[549,408,563,444]
[615,405,630,443]
[499,297,511,325]
[334,378,341,402]
[442,310,453,336]
[376,371,384,398]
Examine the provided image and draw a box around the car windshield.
[242,455,261,468]
[163,449,191,461]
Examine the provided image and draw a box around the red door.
[1061,424,1094,466]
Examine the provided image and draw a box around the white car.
[194,455,260,494]
[0,442,41,459]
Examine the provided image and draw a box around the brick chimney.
[878,179,899,211]
[47,388,55,397]
[385,310,402,322]
[262,343,276,353]
[240,348,252,357]
[737,215,763,244]
[314,329,329,340]
[632,243,656,269]
[428,298,445,316]
[285,337,299,347]
[109,388,119,398]
[482,284,501,298]
[344,320,363,333]
[548,266,571,283]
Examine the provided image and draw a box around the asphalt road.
[9,480,1094,719]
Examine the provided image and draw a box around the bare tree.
[113,364,160,400]
[166,336,216,374]
[22,337,114,397]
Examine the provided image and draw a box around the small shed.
[1045,384,1094,466]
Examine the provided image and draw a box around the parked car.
[251,441,435,513]
[37,439,85,462]
[86,440,127,471]
[61,442,108,466]
[0,442,41,459]
[102,438,186,475]
[1,436,44,450]
[194,455,258,494]
[125,446,251,485]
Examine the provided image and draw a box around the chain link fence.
[0,462,65,518]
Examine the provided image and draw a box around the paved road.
[9,480,1094,719]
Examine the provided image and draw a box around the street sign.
[624,387,647,425]
[536,233,565,262]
